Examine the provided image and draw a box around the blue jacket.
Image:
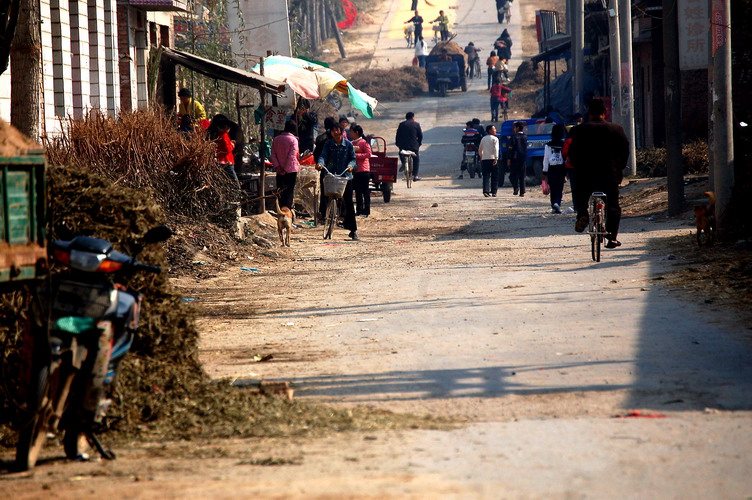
[318,137,356,175]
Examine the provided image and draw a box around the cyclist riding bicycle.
[464,42,481,79]
[568,99,630,249]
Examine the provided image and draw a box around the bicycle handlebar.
[318,165,353,179]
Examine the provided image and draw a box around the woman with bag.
[541,124,567,213]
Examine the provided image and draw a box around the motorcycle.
[460,127,482,179]
[15,225,172,471]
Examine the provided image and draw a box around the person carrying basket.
[316,123,359,240]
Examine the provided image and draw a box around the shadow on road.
[623,254,752,411]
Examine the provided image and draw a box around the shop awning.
[161,47,287,96]
[531,38,571,63]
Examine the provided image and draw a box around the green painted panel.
[7,170,31,244]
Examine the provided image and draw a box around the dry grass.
[635,140,709,177]
[349,66,427,102]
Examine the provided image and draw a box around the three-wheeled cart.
[425,53,468,97]
[367,136,399,203]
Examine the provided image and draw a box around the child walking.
[541,124,567,213]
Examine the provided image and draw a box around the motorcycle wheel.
[383,183,392,203]
[438,82,447,97]
[15,363,50,471]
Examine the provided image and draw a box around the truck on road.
[497,118,564,184]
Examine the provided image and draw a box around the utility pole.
[710,0,733,232]
[257,54,267,215]
[607,0,621,125]
[663,0,683,215]
[572,0,584,115]
[618,0,637,175]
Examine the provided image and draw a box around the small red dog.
[694,191,715,246]
[275,199,295,247]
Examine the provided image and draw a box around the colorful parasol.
[251,56,377,118]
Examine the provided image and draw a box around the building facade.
[0,0,184,139]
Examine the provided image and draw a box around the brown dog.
[275,198,295,247]
[694,191,715,246]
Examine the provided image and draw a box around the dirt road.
[3,0,751,498]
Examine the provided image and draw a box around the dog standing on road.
[694,191,716,246]
[275,198,295,247]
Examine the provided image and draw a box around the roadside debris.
[613,410,667,419]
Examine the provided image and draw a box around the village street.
[2,0,751,498]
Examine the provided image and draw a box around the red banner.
[337,0,358,30]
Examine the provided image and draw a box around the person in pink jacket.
[271,121,300,209]
[348,123,372,217]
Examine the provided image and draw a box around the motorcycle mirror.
[142,225,173,244]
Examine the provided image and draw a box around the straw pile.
[45,109,238,220]
[428,40,468,59]
[349,66,427,102]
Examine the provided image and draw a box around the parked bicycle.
[399,150,416,189]
[320,167,352,239]
[588,192,608,262]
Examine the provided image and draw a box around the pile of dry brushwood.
[45,110,238,219]
[349,66,427,102]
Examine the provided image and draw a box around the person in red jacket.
[490,78,511,122]
[209,116,239,187]
[348,123,372,217]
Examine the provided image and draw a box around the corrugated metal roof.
[162,47,287,96]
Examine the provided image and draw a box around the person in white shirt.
[414,36,429,68]
[479,124,500,197]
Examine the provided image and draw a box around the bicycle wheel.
[591,232,600,262]
[323,198,337,239]
[592,208,604,262]
[405,156,413,189]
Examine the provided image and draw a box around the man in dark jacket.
[568,99,630,248]
[395,111,424,180]
[294,98,317,154]
[313,116,337,163]
[508,121,528,196]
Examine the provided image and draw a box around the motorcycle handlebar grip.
[136,263,162,274]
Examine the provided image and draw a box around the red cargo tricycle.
[368,136,399,203]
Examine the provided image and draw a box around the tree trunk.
[10,0,42,140]
[327,4,346,58]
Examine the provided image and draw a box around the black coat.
[395,119,423,152]
[296,111,317,153]
[568,118,629,185]
[510,131,527,164]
